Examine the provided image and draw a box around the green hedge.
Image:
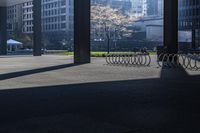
[65,52,156,57]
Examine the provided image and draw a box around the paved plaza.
[0,55,200,133]
[0,55,163,89]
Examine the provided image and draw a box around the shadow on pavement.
[0,63,81,81]
[0,66,199,133]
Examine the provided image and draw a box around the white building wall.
[131,0,147,18]
[41,0,73,32]
[7,4,23,34]
[178,31,192,43]
[8,0,74,34]
[158,0,163,16]
[133,17,163,32]
[22,1,33,33]
[0,0,32,6]
[146,25,163,42]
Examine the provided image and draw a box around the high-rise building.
[110,0,132,14]
[7,3,23,35]
[178,0,200,49]
[22,1,33,33]
[91,0,132,15]
[146,0,163,16]
[131,0,147,18]
[7,0,74,34]
[157,0,163,16]
[146,0,158,16]
[41,0,74,33]
[91,0,111,5]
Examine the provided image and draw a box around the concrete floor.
[0,55,200,133]
[0,55,163,89]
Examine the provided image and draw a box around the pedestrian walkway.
[0,55,200,133]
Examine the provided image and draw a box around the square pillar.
[192,29,196,49]
[164,0,178,54]
[0,7,7,55]
[33,0,42,56]
[74,0,91,63]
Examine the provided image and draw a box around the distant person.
[141,47,148,54]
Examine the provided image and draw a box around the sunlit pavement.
[0,55,200,133]
[0,55,163,90]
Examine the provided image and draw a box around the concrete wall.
[133,16,163,32]
[146,25,163,42]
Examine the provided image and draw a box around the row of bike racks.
[105,53,151,66]
[157,53,200,70]
[105,53,200,71]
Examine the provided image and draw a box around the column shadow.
[0,63,81,81]
[0,66,199,133]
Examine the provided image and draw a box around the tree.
[8,25,33,49]
[91,5,134,53]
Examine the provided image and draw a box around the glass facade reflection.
[178,0,200,50]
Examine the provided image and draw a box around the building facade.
[41,0,74,33]
[131,0,147,18]
[22,1,33,33]
[157,0,163,16]
[91,0,111,5]
[7,3,23,36]
[7,0,74,34]
[132,16,163,41]
[146,0,158,16]
[178,0,200,49]
[109,0,132,14]
[145,0,164,16]
[91,0,132,14]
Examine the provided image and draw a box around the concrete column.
[33,0,42,56]
[164,0,178,53]
[9,45,12,52]
[192,29,196,49]
[74,0,91,63]
[0,7,7,55]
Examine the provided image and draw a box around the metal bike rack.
[105,53,151,67]
[157,53,200,70]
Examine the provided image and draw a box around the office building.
[110,0,132,14]
[178,0,200,49]
[91,0,110,5]
[7,0,74,34]
[146,0,158,16]
[146,0,164,16]
[22,1,33,33]
[158,0,163,16]
[7,3,23,35]
[41,0,74,33]
[131,0,147,18]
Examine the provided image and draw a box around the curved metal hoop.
[157,53,200,70]
[106,53,151,67]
